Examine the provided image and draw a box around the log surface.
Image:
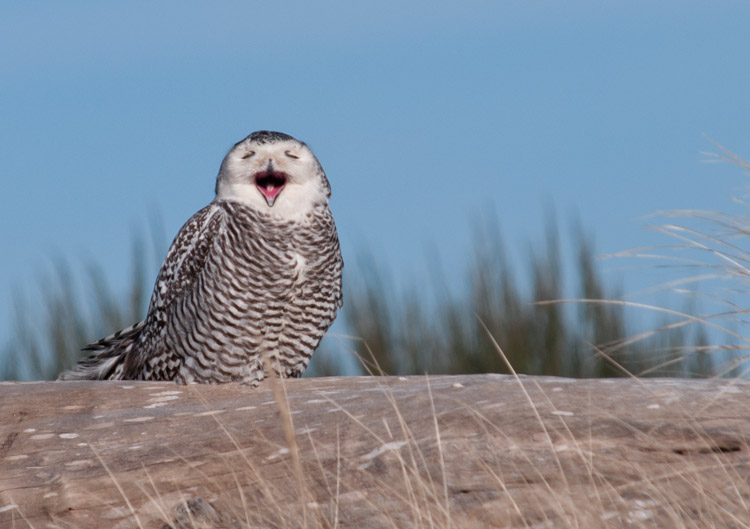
[1,375,749,528]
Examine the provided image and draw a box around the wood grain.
[1,375,749,528]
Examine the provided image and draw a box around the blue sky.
[2,1,750,366]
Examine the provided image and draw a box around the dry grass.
[4,357,749,529]
[58,378,750,527]
[6,360,747,529]
[588,143,750,379]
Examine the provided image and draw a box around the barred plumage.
[59,131,343,384]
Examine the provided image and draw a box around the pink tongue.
[261,184,281,200]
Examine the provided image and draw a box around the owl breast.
[163,200,343,385]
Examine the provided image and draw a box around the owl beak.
[255,171,287,207]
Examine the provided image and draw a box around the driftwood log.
[1,374,749,528]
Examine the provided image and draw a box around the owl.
[59,131,343,384]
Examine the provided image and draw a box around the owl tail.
[57,321,146,381]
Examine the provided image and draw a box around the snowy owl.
[59,131,343,384]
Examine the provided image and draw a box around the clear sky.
[2,1,750,361]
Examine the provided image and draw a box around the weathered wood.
[1,375,749,528]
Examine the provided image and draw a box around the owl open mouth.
[255,171,287,207]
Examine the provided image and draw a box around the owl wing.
[149,203,224,314]
[123,202,225,377]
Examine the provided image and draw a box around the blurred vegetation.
[311,215,717,379]
[2,208,727,381]
[318,146,750,379]
[1,224,165,380]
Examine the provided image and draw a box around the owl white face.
[215,131,331,219]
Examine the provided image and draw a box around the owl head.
[215,131,332,218]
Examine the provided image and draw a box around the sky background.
[2,1,750,372]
